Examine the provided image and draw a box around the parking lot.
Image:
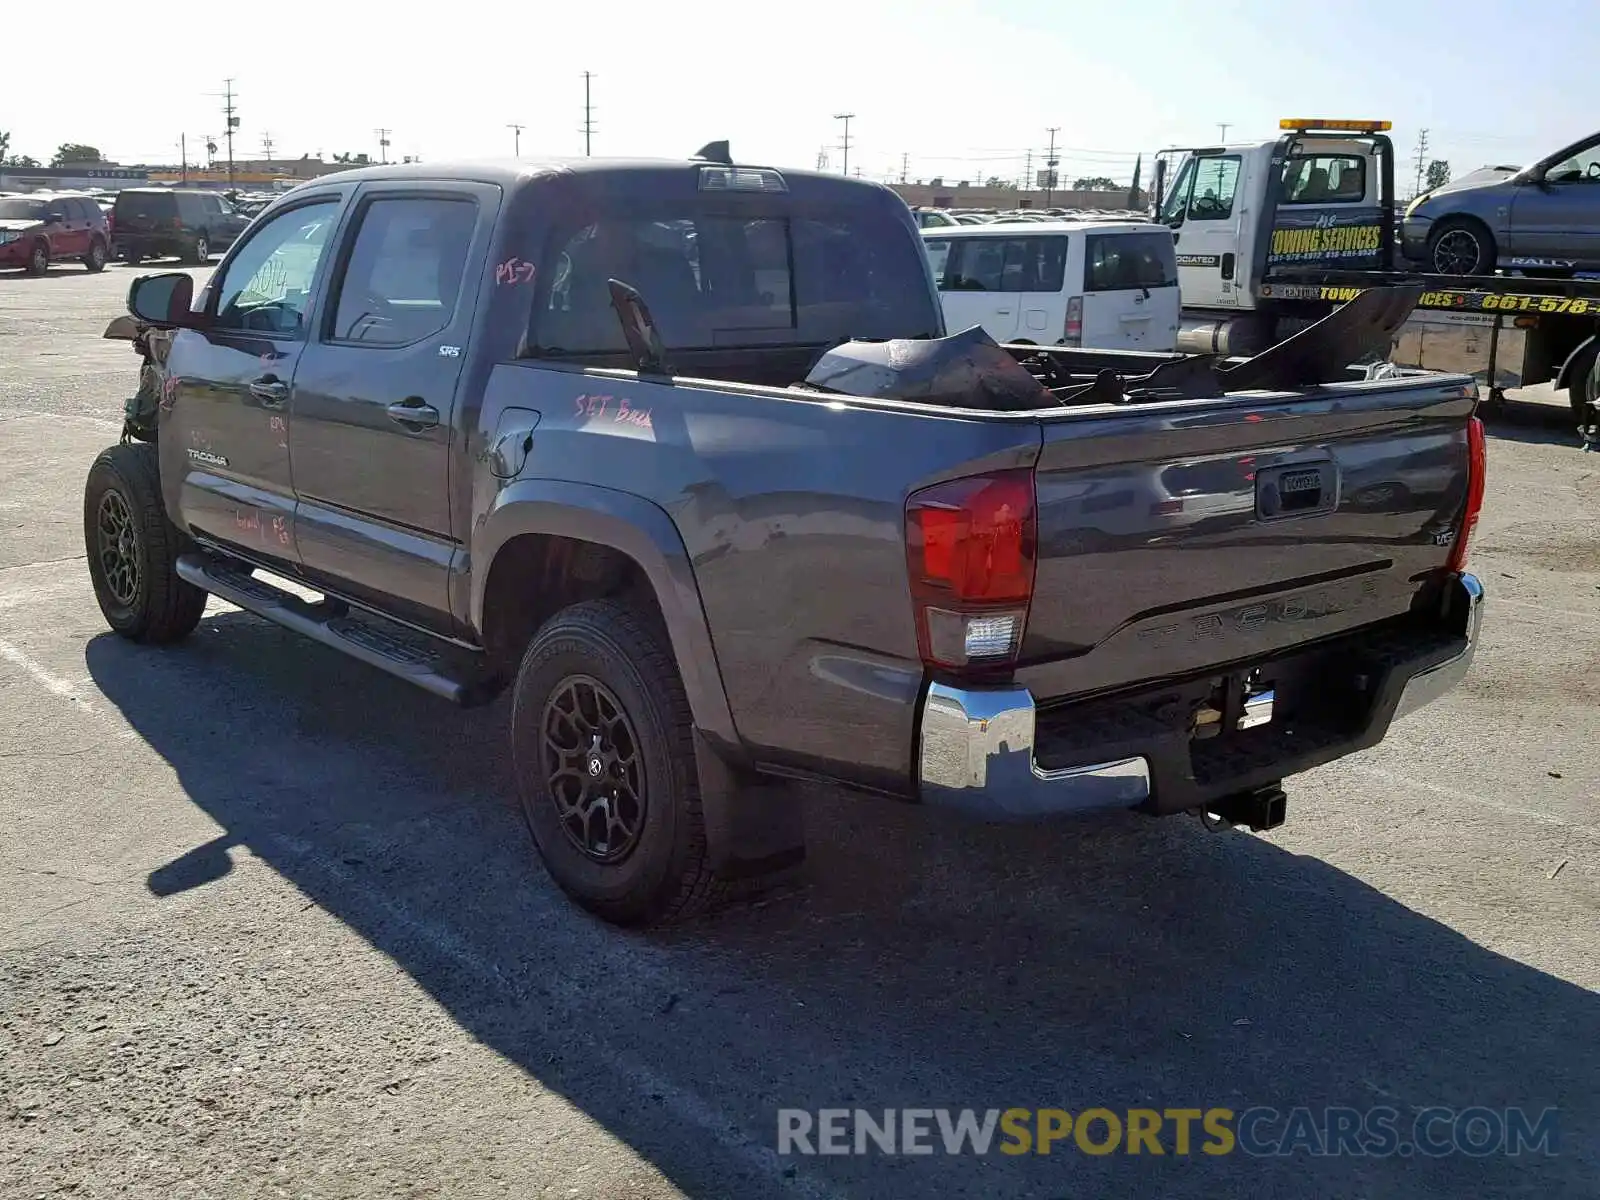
[1,264,1596,1198]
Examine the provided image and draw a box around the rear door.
[287,184,492,630]
[931,236,1020,342]
[1079,230,1180,350]
[159,195,346,563]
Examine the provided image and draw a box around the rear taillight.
[1063,296,1083,347]
[1446,415,1486,573]
[905,468,1037,669]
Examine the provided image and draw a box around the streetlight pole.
[834,113,855,177]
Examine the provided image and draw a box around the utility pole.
[834,113,855,177]
[375,128,391,165]
[900,152,909,184]
[581,72,596,156]
[1217,123,1230,142]
[1023,149,1032,192]
[180,134,188,184]
[1044,126,1059,207]
[507,123,524,157]
[1413,128,1430,198]
[260,131,274,167]
[816,146,830,171]
[221,79,239,187]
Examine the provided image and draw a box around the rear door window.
[1084,232,1178,291]
[329,196,478,345]
[1281,154,1367,204]
[939,237,1067,292]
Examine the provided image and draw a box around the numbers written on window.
[330,197,477,346]
[211,200,340,338]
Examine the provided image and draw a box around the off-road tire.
[83,442,207,643]
[84,238,108,272]
[511,598,725,926]
[1426,216,1496,276]
[25,240,48,275]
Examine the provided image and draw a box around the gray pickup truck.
[85,149,1486,926]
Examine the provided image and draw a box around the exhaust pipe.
[1200,785,1287,832]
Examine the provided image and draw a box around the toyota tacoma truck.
[84,148,1487,926]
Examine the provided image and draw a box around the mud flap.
[693,731,806,881]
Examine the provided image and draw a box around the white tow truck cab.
[1154,119,1600,426]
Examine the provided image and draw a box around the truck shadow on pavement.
[86,614,1596,1200]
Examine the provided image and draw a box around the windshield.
[532,207,939,355]
[0,199,48,220]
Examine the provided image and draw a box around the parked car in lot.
[0,193,112,273]
[86,154,1484,927]
[112,188,252,265]
[1402,129,1600,275]
[922,221,1181,350]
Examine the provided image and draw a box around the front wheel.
[1568,341,1600,429]
[83,443,207,643]
[510,599,724,926]
[25,240,48,275]
[1427,217,1495,275]
[84,238,107,272]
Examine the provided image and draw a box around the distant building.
[0,164,148,192]
[891,182,1148,212]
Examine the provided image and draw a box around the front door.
[159,196,345,565]
[1166,153,1244,309]
[1509,136,1600,268]
[288,186,490,631]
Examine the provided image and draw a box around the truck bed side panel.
[481,364,1041,791]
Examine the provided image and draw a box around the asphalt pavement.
[1,264,1596,1199]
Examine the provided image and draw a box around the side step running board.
[176,553,498,707]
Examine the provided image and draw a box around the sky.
[2,0,1594,187]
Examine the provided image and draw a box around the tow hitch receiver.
[1204,785,1288,832]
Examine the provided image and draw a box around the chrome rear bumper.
[916,572,1484,820]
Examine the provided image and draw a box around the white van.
[920,221,1180,351]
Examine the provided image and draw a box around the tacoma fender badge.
[187,448,229,468]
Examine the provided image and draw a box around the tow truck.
[1153,118,1600,431]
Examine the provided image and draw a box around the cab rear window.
[1084,232,1177,291]
[532,207,939,354]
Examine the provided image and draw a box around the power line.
[1413,128,1430,198]
[581,72,596,156]
[220,79,239,186]
[834,113,855,177]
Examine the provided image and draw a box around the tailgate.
[1015,373,1477,703]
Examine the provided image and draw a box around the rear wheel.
[510,599,724,926]
[1426,217,1495,275]
[123,247,142,265]
[188,234,210,265]
[83,442,207,643]
[84,238,107,272]
[1567,340,1599,429]
[25,240,48,275]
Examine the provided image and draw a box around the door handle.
[249,377,289,406]
[386,398,440,429]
